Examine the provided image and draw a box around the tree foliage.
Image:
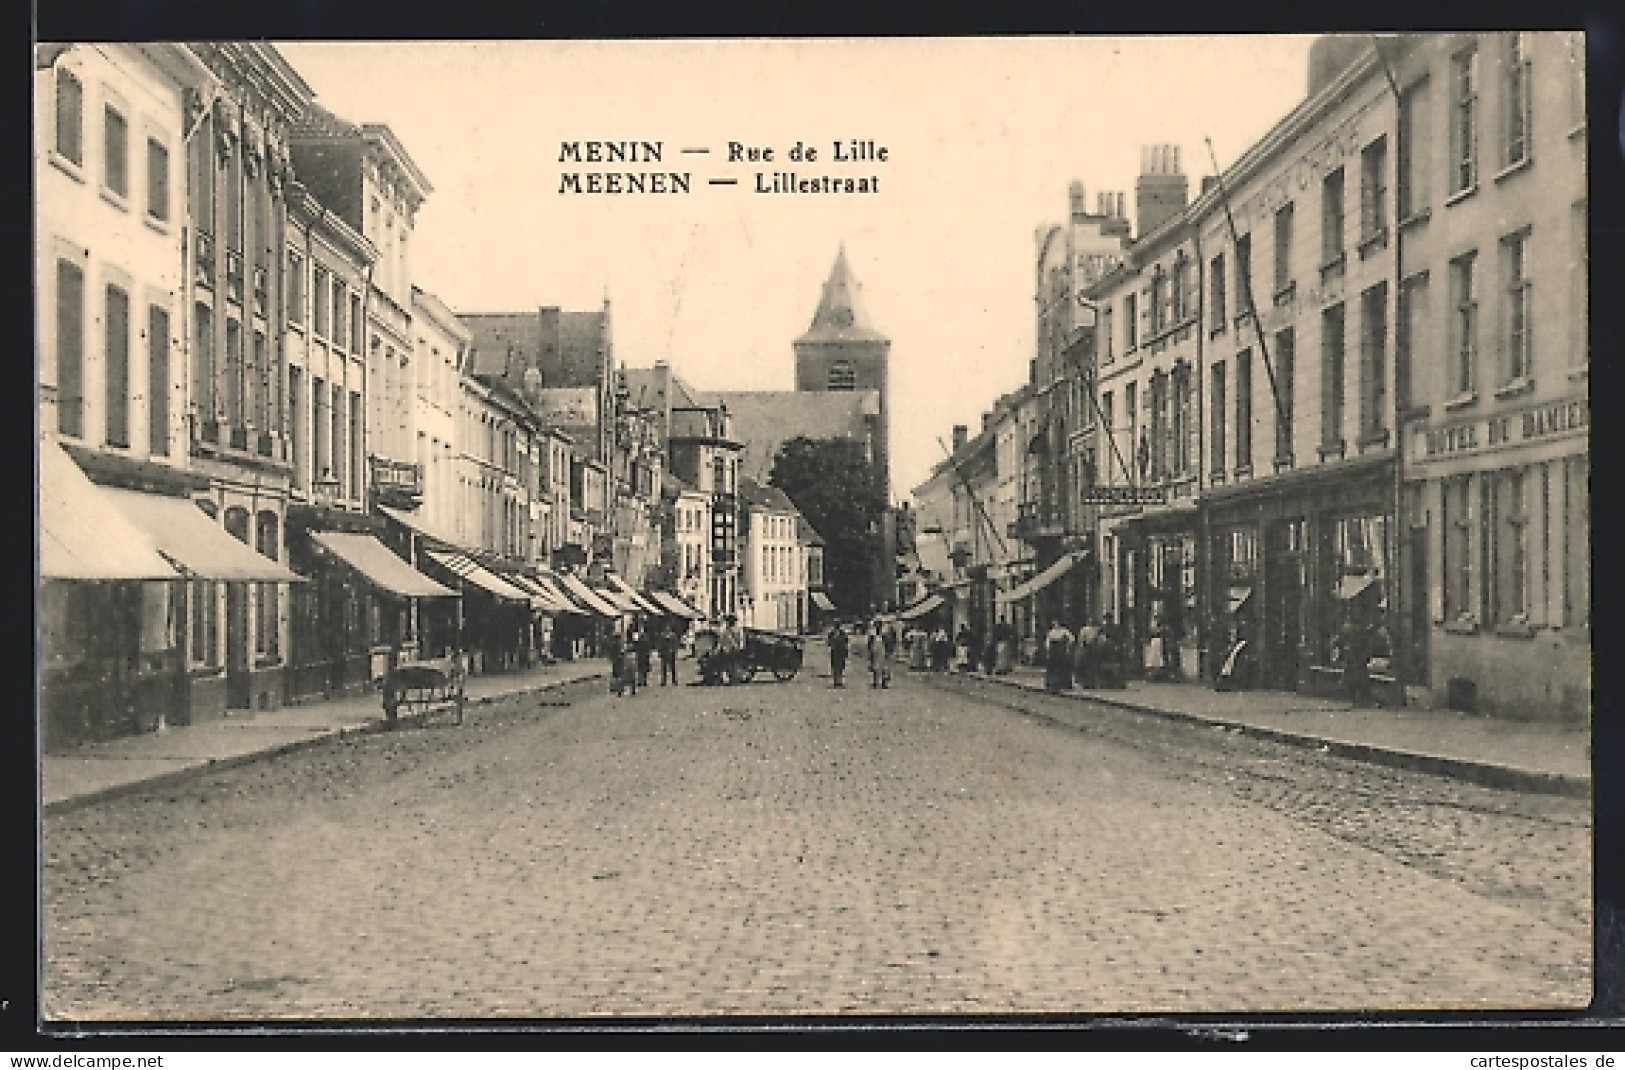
[768,436,886,615]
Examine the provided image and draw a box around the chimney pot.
[952,424,969,453]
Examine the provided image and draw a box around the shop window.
[1491,468,1529,626]
[55,67,82,165]
[139,582,177,655]
[1441,475,1473,622]
[56,259,85,438]
[189,580,219,667]
[104,283,130,448]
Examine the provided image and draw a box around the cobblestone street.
[44,666,1591,1020]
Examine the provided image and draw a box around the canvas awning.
[99,486,305,583]
[995,550,1086,604]
[592,582,640,613]
[424,550,532,603]
[529,572,590,615]
[810,591,837,612]
[379,504,464,549]
[39,440,180,580]
[897,592,946,620]
[557,573,623,617]
[510,572,583,615]
[1336,573,1378,601]
[310,531,457,599]
[605,573,665,615]
[651,590,702,618]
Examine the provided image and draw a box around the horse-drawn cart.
[692,627,804,685]
[382,655,466,726]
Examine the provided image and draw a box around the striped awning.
[529,572,591,615]
[424,550,532,603]
[897,592,946,620]
[604,573,665,615]
[996,550,1087,605]
[650,590,702,618]
[505,571,578,614]
[557,573,624,617]
[810,591,837,612]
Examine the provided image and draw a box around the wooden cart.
[382,655,466,726]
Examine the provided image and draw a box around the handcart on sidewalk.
[382,654,466,727]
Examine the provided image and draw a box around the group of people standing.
[822,618,898,689]
[1040,621,1129,693]
[603,615,686,696]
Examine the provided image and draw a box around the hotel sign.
[1408,396,1588,465]
[1081,485,1168,505]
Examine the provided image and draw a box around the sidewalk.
[43,659,608,813]
[957,661,1590,797]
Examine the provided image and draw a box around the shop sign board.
[1407,396,1588,465]
[1082,485,1168,505]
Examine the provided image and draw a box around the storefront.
[1113,507,1200,681]
[1404,394,1588,721]
[1204,454,1396,695]
[302,530,460,682]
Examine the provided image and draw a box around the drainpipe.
[1192,223,1209,681]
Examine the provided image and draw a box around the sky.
[276,37,1318,501]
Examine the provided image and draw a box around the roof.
[795,246,888,345]
[663,471,702,498]
[462,307,608,391]
[701,389,880,485]
[739,477,799,514]
[795,516,826,546]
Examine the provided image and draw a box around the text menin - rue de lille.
[557,140,886,195]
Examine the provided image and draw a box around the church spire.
[797,245,887,343]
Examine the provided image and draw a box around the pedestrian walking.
[657,623,680,686]
[930,626,951,672]
[1044,620,1075,693]
[604,626,627,696]
[867,620,892,689]
[827,621,850,687]
[632,618,653,689]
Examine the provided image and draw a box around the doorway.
[1263,518,1307,691]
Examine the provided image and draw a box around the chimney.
[981,411,994,434]
[1308,34,1370,98]
[1135,144,1189,240]
[521,365,542,403]
[1068,180,1087,222]
[952,424,969,454]
[1201,175,1219,196]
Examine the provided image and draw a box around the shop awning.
[379,504,464,549]
[424,550,532,603]
[508,572,581,615]
[1336,573,1378,601]
[897,592,946,620]
[810,591,837,612]
[310,531,457,599]
[99,486,305,583]
[592,582,640,613]
[996,550,1086,604]
[605,573,665,615]
[39,440,180,580]
[1227,585,1255,614]
[530,572,590,615]
[557,573,623,617]
[651,590,702,618]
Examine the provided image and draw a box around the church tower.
[793,246,891,497]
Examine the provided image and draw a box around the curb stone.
[931,671,1591,799]
[42,671,607,816]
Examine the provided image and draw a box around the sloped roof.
[795,515,826,546]
[795,246,888,345]
[702,389,880,486]
[462,307,607,391]
[739,476,798,514]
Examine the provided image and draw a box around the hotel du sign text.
[1407,396,1588,465]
